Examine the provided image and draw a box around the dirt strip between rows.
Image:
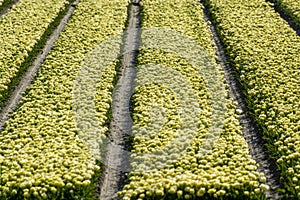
[99,1,141,200]
[201,2,283,199]
[0,0,80,131]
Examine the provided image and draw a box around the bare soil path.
[99,1,141,200]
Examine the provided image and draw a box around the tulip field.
[0,0,299,199]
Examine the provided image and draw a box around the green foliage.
[0,0,14,14]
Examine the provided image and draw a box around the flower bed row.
[0,0,129,199]
[119,0,268,199]
[0,0,72,108]
[204,0,300,198]
[271,0,300,27]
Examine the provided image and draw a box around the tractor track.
[201,2,283,200]
[0,0,80,131]
[99,1,141,199]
